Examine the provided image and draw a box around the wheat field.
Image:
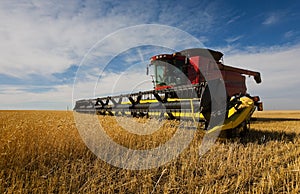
[0,110,299,193]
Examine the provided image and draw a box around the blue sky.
[0,0,299,110]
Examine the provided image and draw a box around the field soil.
[0,110,299,193]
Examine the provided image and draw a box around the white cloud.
[0,84,73,110]
[0,1,148,78]
[224,45,300,109]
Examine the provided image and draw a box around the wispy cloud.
[226,15,242,25]
[262,11,288,25]
[283,30,298,39]
[225,35,243,44]
[262,14,279,25]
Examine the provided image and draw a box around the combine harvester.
[74,48,263,137]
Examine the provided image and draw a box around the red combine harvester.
[74,48,263,137]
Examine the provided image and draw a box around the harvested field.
[0,110,299,193]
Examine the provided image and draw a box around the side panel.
[189,56,247,96]
[222,71,247,96]
[188,56,200,84]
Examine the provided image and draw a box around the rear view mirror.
[146,65,149,75]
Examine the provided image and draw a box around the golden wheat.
[0,110,299,193]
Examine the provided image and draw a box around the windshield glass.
[152,60,188,86]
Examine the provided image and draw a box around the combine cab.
[74,48,263,137]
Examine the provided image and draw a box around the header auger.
[74,48,263,137]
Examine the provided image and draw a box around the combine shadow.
[239,128,298,145]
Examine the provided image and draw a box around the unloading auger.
[74,48,263,137]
